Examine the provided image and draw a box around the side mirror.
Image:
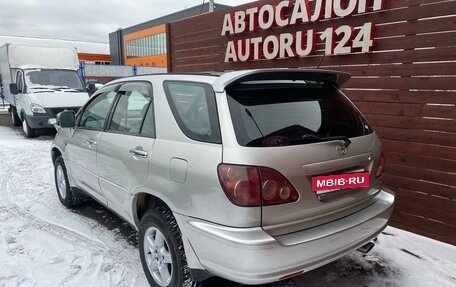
[57,110,75,128]
[9,83,18,95]
[88,83,96,96]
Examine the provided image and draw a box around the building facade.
[78,53,111,65]
[109,2,230,67]
[123,24,167,67]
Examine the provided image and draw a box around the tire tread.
[140,207,201,287]
[55,156,82,208]
[11,106,21,127]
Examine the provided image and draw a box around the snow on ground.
[0,126,147,287]
[0,122,455,287]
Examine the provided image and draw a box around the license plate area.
[311,171,370,194]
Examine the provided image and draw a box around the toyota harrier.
[50,69,395,287]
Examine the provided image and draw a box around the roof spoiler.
[212,69,351,92]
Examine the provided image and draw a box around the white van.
[0,44,90,137]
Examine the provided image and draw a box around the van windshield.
[25,69,85,91]
[226,83,372,147]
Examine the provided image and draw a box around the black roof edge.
[114,3,232,35]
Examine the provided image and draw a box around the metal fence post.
[79,61,86,82]
[1,84,4,108]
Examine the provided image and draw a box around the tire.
[22,116,36,137]
[139,207,200,287]
[54,156,81,208]
[10,106,21,126]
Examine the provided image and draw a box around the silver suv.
[51,69,395,287]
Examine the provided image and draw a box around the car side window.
[163,81,221,144]
[78,91,117,130]
[140,103,155,137]
[108,82,153,136]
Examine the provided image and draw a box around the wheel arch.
[51,147,63,166]
[132,192,172,228]
[135,192,209,284]
[19,108,26,121]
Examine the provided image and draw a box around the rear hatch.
[220,71,382,236]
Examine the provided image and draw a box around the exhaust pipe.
[357,242,375,254]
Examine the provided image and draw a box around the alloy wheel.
[143,227,173,286]
[56,165,67,200]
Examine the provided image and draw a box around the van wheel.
[22,117,36,137]
[54,156,80,208]
[10,106,21,126]
[139,207,200,287]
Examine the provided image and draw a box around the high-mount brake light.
[218,164,299,207]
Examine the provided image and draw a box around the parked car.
[50,69,395,287]
[0,44,90,137]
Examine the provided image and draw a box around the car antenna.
[316,53,326,69]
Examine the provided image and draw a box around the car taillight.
[218,164,299,207]
[259,167,300,205]
[375,150,386,178]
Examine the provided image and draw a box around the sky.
[0,0,256,44]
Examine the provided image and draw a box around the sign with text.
[221,0,386,63]
[312,171,370,193]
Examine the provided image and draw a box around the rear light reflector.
[218,164,299,207]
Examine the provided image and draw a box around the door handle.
[129,149,148,158]
[85,140,98,148]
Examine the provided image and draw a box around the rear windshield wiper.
[279,134,352,147]
[245,108,265,137]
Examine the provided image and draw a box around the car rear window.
[226,83,372,147]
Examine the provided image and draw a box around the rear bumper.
[175,188,395,285]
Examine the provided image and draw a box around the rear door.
[66,85,118,204]
[96,82,155,221]
[223,82,382,236]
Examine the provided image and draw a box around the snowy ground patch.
[0,104,8,114]
[0,123,455,287]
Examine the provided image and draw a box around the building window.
[126,32,168,59]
